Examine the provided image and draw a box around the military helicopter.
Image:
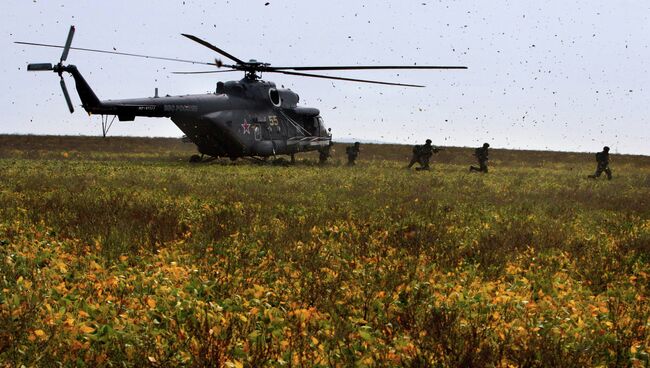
[16,26,467,162]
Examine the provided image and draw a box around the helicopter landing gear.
[100,115,116,138]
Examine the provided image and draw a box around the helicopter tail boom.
[58,65,102,113]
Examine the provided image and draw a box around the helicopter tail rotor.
[59,75,74,113]
[25,26,76,113]
[60,25,75,62]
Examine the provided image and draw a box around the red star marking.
[241,120,251,134]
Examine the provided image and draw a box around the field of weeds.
[1,135,649,367]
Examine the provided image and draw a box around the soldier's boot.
[416,160,430,171]
[590,168,603,179]
[588,169,602,179]
[319,150,328,164]
[407,158,418,169]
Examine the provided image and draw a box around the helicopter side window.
[254,125,261,141]
[303,117,316,136]
[315,117,321,136]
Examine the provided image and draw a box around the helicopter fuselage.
[66,65,331,159]
[19,27,466,162]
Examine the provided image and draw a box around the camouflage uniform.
[346,142,360,166]
[408,139,440,171]
[588,146,612,180]
[470,143,489,173]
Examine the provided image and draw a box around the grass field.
[1,135,649,367]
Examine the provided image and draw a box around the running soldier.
[470,143,490,173]
[588,146,612,180]
[346,142,361,166]
[319,141,334,165]
[408,139,441,171]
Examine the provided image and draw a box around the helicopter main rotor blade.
[270,65,468,71]
[15,41,218,66]
[172,70,238,74]
[181,34,246,65]
[60,25,75,62]
[272,70,425,87]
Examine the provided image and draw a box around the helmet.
[483,143,490,148]
[603,146,610,152]
[425,139,432,144]
[354,142,360,146]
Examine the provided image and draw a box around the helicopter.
[16,26,467,163]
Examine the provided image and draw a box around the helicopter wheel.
[189,154,202,163]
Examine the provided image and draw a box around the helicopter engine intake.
[268,88,299,109]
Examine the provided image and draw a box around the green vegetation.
[1,135,649,367]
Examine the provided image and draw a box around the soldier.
[470,143,490,173]
[407,139,440,171]
[319,141,333,165]
[588,146,612,180]
[346,142,361,166]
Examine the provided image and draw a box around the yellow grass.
[0,135,648,366]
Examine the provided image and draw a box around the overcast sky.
[2,0,649,154]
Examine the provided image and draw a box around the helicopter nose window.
[269,88,281,106]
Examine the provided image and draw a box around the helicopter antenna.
[16,41,218,66]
